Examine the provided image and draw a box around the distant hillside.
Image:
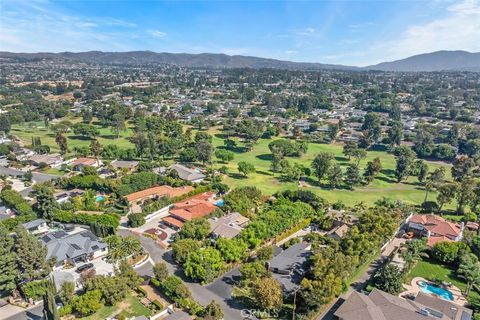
[366,51,480,72]
[0,51,357,71]
[1,50,479,72]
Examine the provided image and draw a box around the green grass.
[12,119,455,207]
[205,127,453,207]
[406,259,480,304]
[11,117,134,154]
[82,294,152,320]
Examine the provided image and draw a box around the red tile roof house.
[407,214,464,247]
[161,192,218,230]
[70,157,102,172]
[124,185,194,213]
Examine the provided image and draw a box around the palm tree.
[121,236,143,258]
[457,253,480,296]
[401,239,429,272]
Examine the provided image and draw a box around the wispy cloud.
[147,29,167,38]
[356,0,480,65]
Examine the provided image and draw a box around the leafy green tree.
[387,121,403,147]
[363,157,382,184]
[312,152,334,182]
[59,281,75,304]
[14,226,50,281]
[55,132,68,155]
[238,161,255,177]
[216,238,248,263]
[178,219,211,240]
[239,261,270,285]
[32,184,59,220]
[256,245,274,261]
[201,300,224,320]
[184,247,225,283]
[361,112,381,142]
[457,253,480,296]
[196,141,213,164]
[436,183,457,213]
[214,149,234,163]
[0,226,18,294]
[342,141,358,160]
[432,241,465,264]
[172,239,202,265]
[451,156,475,182]
[110,113,127,138]
[415,160,429,184]
[372,264,403,295]
[160,275,191,300]
[400,239,428,272]
[327,164,343,188]
[423,167,445,204]
[153,262,169,281]
[128,213,145,228]
[344,164,362,189]
[72,289,103,316]
[118,259,142,288]
[394,146,416,182]
[252,277,283,311]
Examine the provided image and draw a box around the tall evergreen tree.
[43,278,59,320]
[14,226,50,281]
[0,226,18,294]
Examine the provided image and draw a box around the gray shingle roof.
[22,219,47,230]
[40,230,107,263]
[170,164,205,181]
[335,289,473,320]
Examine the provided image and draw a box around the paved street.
[1,303,43,320]
[118,229,245,320]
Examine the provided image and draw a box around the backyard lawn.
[405,259,480,306]
[82,294,152,320]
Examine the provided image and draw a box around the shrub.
[22,280,48,301]
[128,213,146,228]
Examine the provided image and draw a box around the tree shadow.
[68,135,93,141]
[256,170,273,176]
[256,153,273,161]
[375,175,398,184]
[229,173,247,179]
[100,134,121,140]
[335,156,350,164]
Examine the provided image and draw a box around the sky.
[1,0,480,66]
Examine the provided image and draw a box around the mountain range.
[1,50,479,72]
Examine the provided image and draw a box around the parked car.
[75,263,94,273]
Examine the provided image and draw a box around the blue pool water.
[95,195,105,202]
[215,199,225,207]
[418,281,454,301]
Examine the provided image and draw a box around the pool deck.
[402,277,468,306]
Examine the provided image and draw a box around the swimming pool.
[215,199,225,207]
[417,281,454,301]
[95,195,105,202]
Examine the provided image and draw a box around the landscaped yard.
[82,294,152,320]
[406,259,480,306]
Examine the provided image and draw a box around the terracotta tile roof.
[409,214,461,240]
[125,185,194,203]
[71,157,97,166]
[169,192,218,221]
[162,216,184,228]
[427,235,453,247]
